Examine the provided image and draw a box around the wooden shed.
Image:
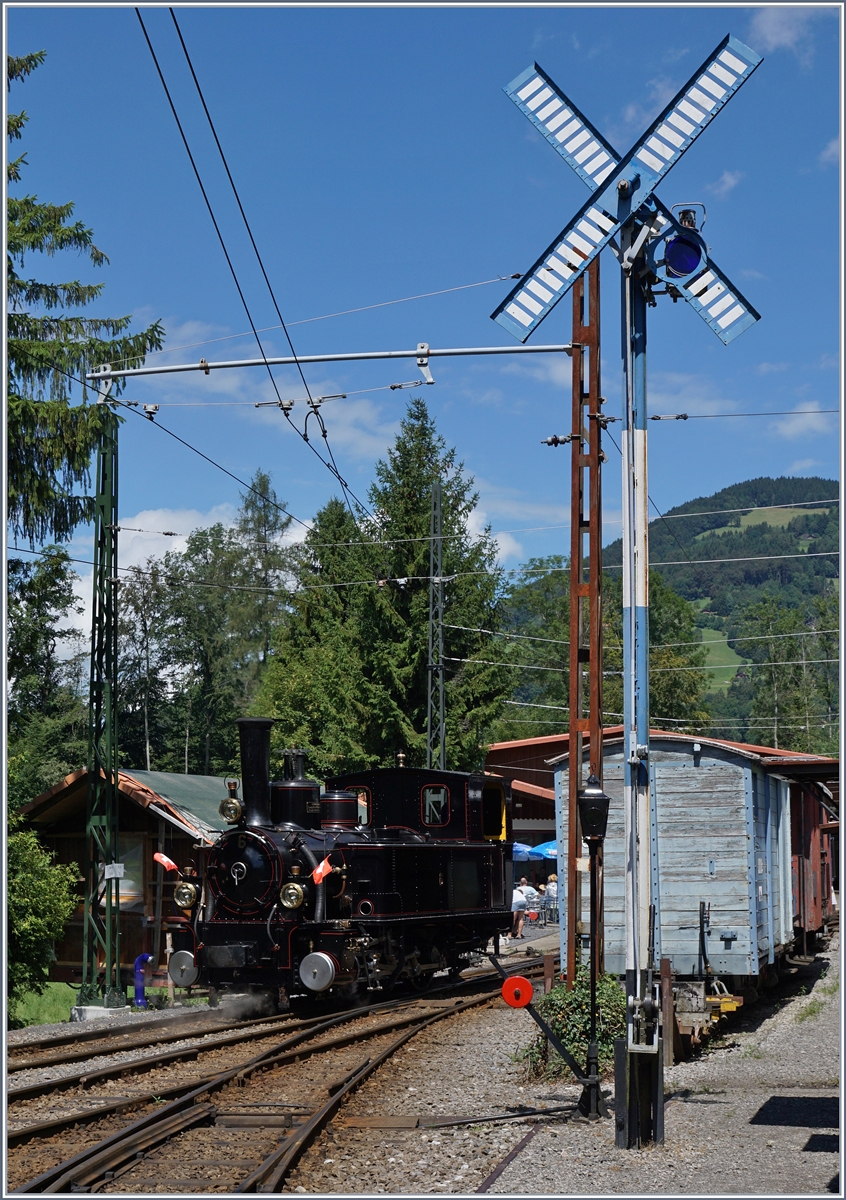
[548,733,838,982]
[21,770,227,989]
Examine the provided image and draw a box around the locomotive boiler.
[167,718,514,1005]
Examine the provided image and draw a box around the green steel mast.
[78,373,123,1007]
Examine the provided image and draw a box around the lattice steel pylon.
[78,374,123,1007]
[426,481,445,770]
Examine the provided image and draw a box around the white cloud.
[501,355,571,389]
[706,170,743,198]
[647,371,739,417]
[748,7,828,66]
[771,401,837,439]
[818,354,839,370]
[740,268,767,281]
[663,47,689,64]
[610,76,678,145]
[467,508,523,564]
[756,362,789,375]
[788,457,820,473]
[820,137,840,166]
[59,504,244,650]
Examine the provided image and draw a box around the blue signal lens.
[664,235,703,278]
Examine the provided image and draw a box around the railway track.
[8,956,549,1193]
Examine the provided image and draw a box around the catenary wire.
[112,494,838,551]
[648,409,839,420]
[445,622,837,650]
[7,349,321,538]
[116,402,314,533]
[11,365,842,581]
[114,274,524,365]
[26,352,834,554]
[501,699,839,727]
[167,8,373,526]
[136,10,367,526]
[446,655,838,675]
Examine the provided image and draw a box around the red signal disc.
[501,975,533,1008]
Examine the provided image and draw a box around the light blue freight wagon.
[550,734,831,989]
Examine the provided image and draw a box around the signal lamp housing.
[649,224,707,285]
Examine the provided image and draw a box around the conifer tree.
[258,398,510,773]
[7,51,164,544]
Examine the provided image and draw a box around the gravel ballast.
[284,937,840,1195]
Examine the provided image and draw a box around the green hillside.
[601,477,839,749]
[603,476,839,617]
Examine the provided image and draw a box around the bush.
[524,966,627,1080]
[7,809,79,1026]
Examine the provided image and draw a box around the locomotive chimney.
[236,717,275,826]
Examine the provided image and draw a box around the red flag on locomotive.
[153,852,180,873]
[312,857,333,884]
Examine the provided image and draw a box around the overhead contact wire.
[167,8,373,526]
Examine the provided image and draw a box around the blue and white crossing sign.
[493,34,762,344]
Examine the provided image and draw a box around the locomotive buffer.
[491,33,763,1147]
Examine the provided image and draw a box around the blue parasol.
[512,842,546,861]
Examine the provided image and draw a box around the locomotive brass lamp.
[576,774,611,1121]
[220,780,243,824]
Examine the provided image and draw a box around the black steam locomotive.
[168,718,514,1006]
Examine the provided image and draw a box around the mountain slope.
[603,475,839,617]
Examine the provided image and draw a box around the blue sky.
[6,4,842,609]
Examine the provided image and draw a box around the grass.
[9,982,208,1028]
[699,628,750,693]
[693,507,835,541]
[795,997,826,1023]
[9,982,78,1028]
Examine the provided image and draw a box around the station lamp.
[577,774,610,842]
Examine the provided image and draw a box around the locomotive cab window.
[481,785,506,840]
[422,785,450,826]
[351,787,371,826]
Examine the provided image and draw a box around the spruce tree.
[7,51,164,544]
[258,398,511,773]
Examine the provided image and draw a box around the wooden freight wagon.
[549,733,838,985]
[21,770,227,990]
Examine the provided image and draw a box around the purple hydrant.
[134,953,153,1008]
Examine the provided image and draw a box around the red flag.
[153,852,180,873]
[311,856,333,884]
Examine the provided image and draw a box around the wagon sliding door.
[655,761,755,978]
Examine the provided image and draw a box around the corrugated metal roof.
[21,769,227,843]
[122,771,228,833]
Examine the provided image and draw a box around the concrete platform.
[69,1005,132,1022]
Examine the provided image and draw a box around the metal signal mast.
[493,33,762,1147]
[78,371,124,1008]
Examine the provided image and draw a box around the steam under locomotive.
[167,718,514,1005]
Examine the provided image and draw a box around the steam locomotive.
[167,718,514,1006]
